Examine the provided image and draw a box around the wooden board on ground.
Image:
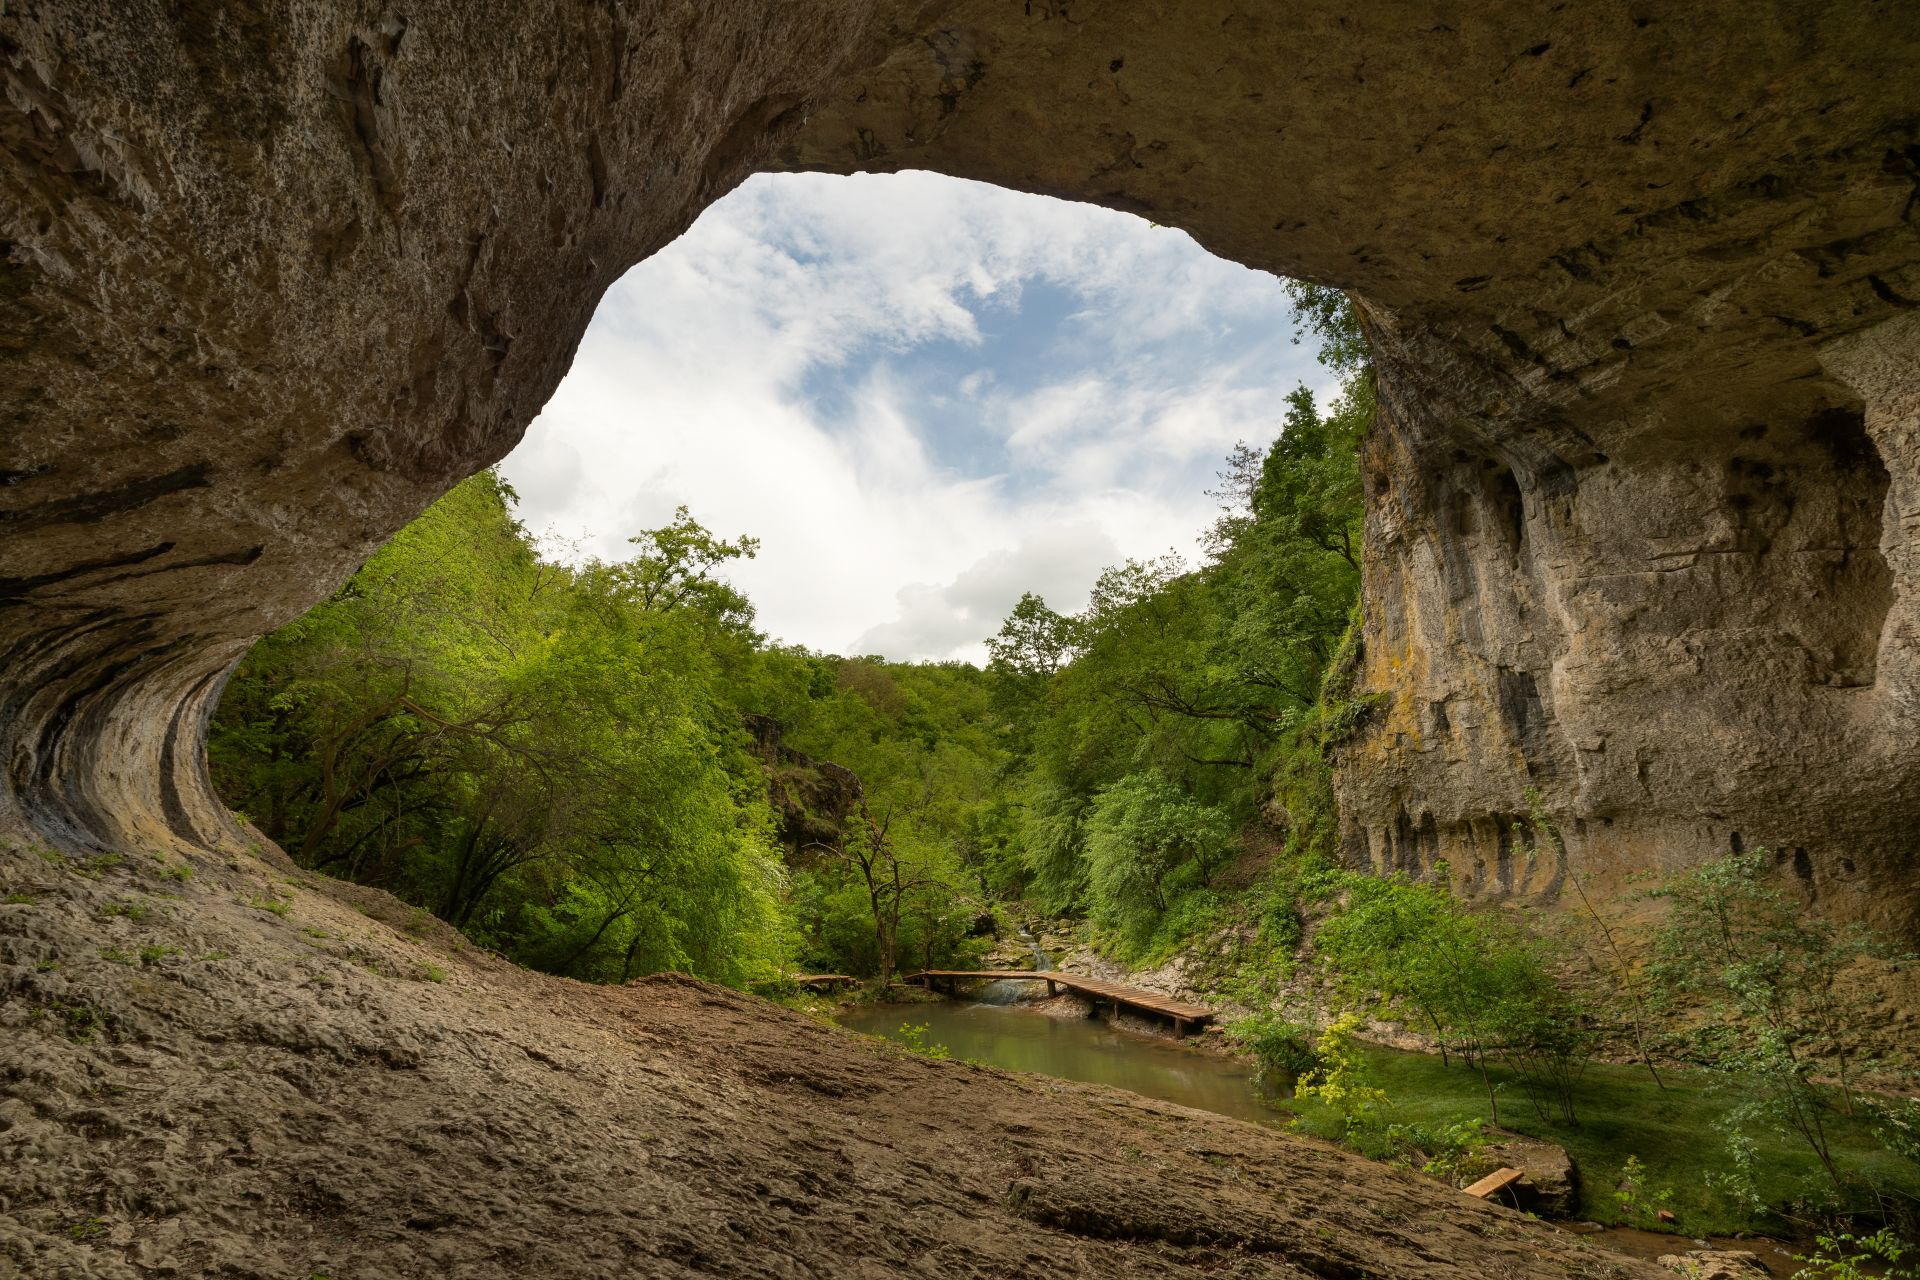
[1462,1168,1525,1199]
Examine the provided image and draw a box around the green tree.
[1084,772,1232,951]
[210,476,794,989]
[1315,871,1591,1125]
[1652,851,1894,1184]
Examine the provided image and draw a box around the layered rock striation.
[3,2,1918,931]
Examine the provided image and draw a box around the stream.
[836,999,1289,1126]
[837,999,1806,1276]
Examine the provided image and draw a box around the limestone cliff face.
[1338,306,1920,935]
[3,3,1918,928]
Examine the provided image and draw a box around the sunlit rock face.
[4,3,1918,925]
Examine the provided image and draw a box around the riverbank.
[1007,902,1918,1241]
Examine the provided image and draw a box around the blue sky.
[500,171,1328,662]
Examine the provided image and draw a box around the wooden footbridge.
[902,970,1216,1036]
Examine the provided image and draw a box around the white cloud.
[500,170,1319,662]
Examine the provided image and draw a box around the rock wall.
[4,2,1918,926]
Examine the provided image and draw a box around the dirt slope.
[1,837,1664,1279]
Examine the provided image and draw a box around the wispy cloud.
[501,171,1320,662]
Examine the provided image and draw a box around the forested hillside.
[980,285,1370,961]
[207,286,1368,991]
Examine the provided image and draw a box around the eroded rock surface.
[0,839,1666,1278]
[5,2,1919,927]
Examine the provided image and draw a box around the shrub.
[1652,850,1898,1190]
[1230,1012,1320,1087]
[1792,1228,1919,1280]
[896,1023,950,1060]
[1293,1011,1390,1135]
[1315,869,1592,1125]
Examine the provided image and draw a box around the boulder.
[1466,1133,1578,1218]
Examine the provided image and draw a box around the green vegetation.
[1793,1228,1919,1280]
[32,999,104,1043]
[1315,868,1591,1125]
[980,280,1371,962]
[1266,846,1919,1238]
[210,474,1005,987]
[895,1023,951,1060]
[1286,1045,1915,1236]
[1653,851,1891,1180]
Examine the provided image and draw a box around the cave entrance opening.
[487,169,1332,665]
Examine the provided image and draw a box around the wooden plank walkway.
[901,969,1216,1035]
[792,974,854,990]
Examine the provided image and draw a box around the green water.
[837,1000,1290,1128]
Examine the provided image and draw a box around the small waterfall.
[1019,925,1053,972]
[976,924,1052,1005]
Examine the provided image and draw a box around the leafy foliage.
[1652,850,1906,1202]
[211,476,792,986]
[1315,869,1593,1125]
[211,477,1004,989]
[982,299,1372,952]
[1084,772,1232,950]
[1293,1010,1390,1135]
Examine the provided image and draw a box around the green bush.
[1314,868,1593,1125]
[1229,1011,1320,1086]
[1652,850,1904,1199]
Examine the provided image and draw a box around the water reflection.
[837,1000,1289,1127]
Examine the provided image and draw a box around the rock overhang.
[0,1,1916,923]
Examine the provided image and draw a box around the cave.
[5,3,1916,923]
[2,5,1918,1271]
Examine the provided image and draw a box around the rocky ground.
[0,833,1673,1280]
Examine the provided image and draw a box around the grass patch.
[246,892,292,917]
[1284,1045,1917,1236]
